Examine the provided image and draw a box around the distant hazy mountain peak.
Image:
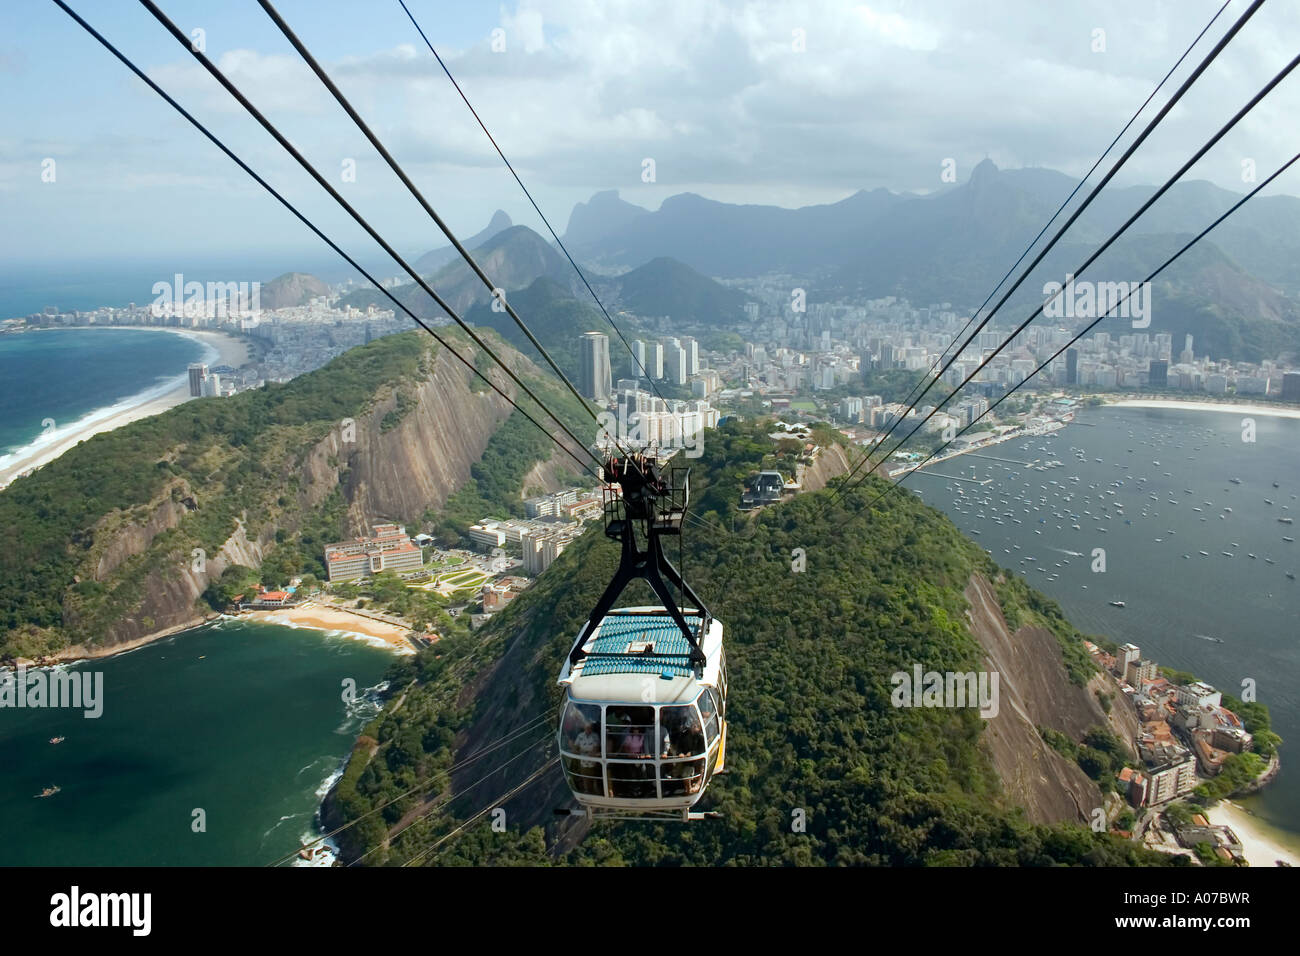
[970,157,999,183]
[563,189,650,246]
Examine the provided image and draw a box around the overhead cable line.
[825,0,1265,505]
[266,709,555,866]
[401,752,560,867]
[135,0,604,472]
[829,0,1234,513]
[259,0,626,456]
[395,0,670,405]
[50,0,598,482]
[839,146,1300,530]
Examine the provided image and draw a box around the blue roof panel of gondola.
[580,611,701,678]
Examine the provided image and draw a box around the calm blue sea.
[0,328,209,466]
[912,406,1300,844]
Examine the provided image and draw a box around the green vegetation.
[1222,693,1282,759]
[1193,753,1269,803]
[331,423,1174,866]
[0,326,582,660]
[0,331,429,657]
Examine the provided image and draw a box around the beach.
[1109,398,1300,420]
[243,601,416,654]
[1209,801,1300,867]
[0,327,249,489]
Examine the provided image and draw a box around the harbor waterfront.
[0,619,393,866]
[910,404,1300,849]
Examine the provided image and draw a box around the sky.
[1,0,1297,274]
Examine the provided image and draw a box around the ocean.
[911,405,1300,844]
[0,620,394,866]
[0,327,210,467]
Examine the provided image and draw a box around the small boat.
[1279,517,1294,524]
[1230,478,1242,484]
[1288,572,1296,580]
[1286,537,1296,543]
[35,786,60,799]
[49,736,64,745]
[1110,600,1126,608]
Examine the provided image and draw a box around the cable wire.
[841,147,1300,529]
[136,0,602,473]
[826,0,1265,505]
[50,0,598,483]
[395,0,670,404]
[259,0,623,457]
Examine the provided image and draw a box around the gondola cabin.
[558,606,726,819]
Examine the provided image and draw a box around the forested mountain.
[412,210,514,276]
[0,329,590,662]
[613,256,752,325]
[325,419,1176,867]
[336,225,579,318]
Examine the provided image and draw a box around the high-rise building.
[188,363,208,397]
[1065,348,1079,385]
[579,332,611,401]
[665,343,688,385]
[1282,372,1300,403]
[1148,359,1168,388]
[649,342,664,379]
[633,340,648,379]
[682,336,699,376]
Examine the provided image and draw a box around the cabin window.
[562,755,605,796]
[561,702,602,759]
[560,701,605,797]
[698,688,720,745]
[608,760,657,799]
[660,757,705,797]
[659,704,706,757]
[606,706,654,758]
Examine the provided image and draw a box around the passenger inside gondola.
[607,706,654,757]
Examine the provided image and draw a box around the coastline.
[0,327,250,489]
[1208,800,1300,867]
[242,602,416,654]
[1106,398,1300,420]
[21,599,413,669]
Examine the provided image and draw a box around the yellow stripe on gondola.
[715,720,727,774]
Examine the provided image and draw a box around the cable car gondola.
[557,454,727,822]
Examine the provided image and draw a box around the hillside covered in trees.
[325,419,1181,866]
[0,328,590,661]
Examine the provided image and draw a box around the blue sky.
[2,0,1298,276]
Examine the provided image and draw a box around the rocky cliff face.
[339,347,518,533]
[53,338,545,658]
[963,573,1109,825]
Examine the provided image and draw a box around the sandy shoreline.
[1208,800,1300,867]
[1108,398,1300,420]
[0,327,250,489]
[243,602,415,654]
